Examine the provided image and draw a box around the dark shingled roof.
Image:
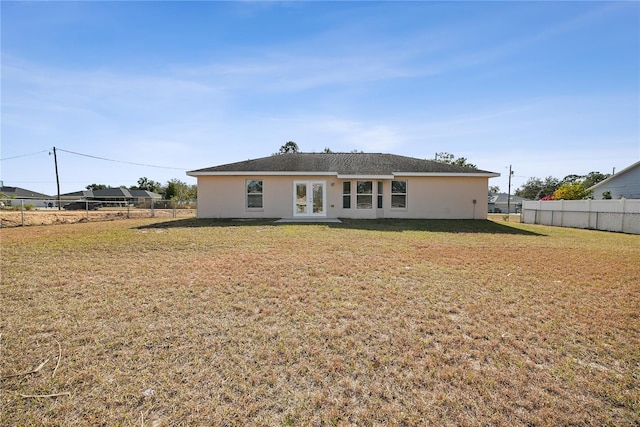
[188,153,497,175]
[1,186,51,199]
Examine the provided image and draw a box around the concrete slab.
[274,218,342,223]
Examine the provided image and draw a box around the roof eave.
[394,172,501,178]
[588,160,640,191]
[336,174,395,179]
[188,171,500,178]
[187,171,337,177]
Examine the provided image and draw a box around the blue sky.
[2,1,638,196]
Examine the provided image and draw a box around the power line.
[0,150,50,161]
[55,147,188,170]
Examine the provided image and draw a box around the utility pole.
[53,147,61,210]
[507,165,513,219]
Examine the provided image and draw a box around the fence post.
[21,200,25,227]
[621,198,626,233]
[151,199,155,218]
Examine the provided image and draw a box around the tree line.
[513,172,611,200]
[85,177,196,202]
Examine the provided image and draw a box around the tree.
[132,177,161,193]
[86,183,108,191]
[516,171,610,201]
[323,147,333,153]
[582,171,610,189]
[434,152,477,169]
[279,141,299,154]
[552,182,590,200]
[515,176,560,200]
[163,179,196,202]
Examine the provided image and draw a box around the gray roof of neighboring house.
[60,190,94,198]
[129,190,162,198]
[488,193,529,204]
[92,188,133,198]
[60,188,162,199]
[1,186,51,199]
[188,153,499,176]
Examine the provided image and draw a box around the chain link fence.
[0,198,196,227]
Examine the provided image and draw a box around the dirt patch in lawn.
[1,218,638,425]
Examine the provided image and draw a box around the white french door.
[294,181,326,217]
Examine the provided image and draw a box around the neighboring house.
[588,160,640,200]
[187,153,500,220]
[92,187,134,203]
[0,185,53,208]
[488,193,529,213]
[60,190,94,202]
[60,188,162,205]
[128,190,163,203]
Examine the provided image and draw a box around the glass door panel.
[296,183,307,214]
[312,183,324,214]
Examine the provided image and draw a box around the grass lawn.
[1,218,638,426]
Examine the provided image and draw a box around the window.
[391,180,407,208]
[377,181,383,208]
[246,179,263,209]
[342,182,351,209]
[356,181,373,209]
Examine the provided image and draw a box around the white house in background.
[60,188,162,204]
[187,153,500,220]
[588,161,640,200]
[488,193,529,213]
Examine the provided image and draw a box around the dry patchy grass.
[1,218,638,426]
[0,209,195,228]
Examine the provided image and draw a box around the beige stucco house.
[187,153,499,220]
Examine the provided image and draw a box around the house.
[588,160,640,200]
[60,190,94,202]
[0,184,53,208]
[60,187,162,206]
[187,153,500,220]
[129,189,163,203]
[488,193,529,213]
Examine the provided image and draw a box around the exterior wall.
[197,175,338,219]
[521,199,640,234]
[196,175,491,219]
[592,166,640,200]
[383,176,489,219]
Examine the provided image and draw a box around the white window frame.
[391,180,407,209]
[246,179,263,210]
[356,180,373,209]
[342,181,351,209]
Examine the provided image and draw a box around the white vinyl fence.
[521,199,640,234]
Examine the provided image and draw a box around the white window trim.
[391,180,408,210]
[356,180,373,210]
[246,179,264,211]
[342,181,352,209]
